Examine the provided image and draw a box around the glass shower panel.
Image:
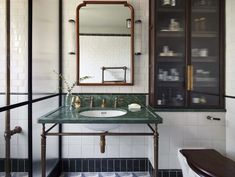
[0,0,6,108]
[0,106,28,176]
[10,0,28,104]
[10,0,28,105]
[190,0,220,108]
[32,0,59,100]
[0,0,28,107]
[0,112,6,174]
[33,97,59,177]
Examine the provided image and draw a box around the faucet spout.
[101,98,106,108]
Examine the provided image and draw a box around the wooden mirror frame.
[76,1,135,86]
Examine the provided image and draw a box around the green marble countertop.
[38,106,163,124]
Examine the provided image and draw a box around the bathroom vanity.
[38,96,162,177]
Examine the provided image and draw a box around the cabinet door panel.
[190,0,221,108]
[155,0,186,108]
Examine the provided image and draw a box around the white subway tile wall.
[62,124,150,159]
[0,0,28,106]
[0,106,28,159]
[226,0,235,161]
[0,0,6,95]
[0,0,6,158]
[149,112,226,169]
[32,0,59,95]
[32,97,59,161]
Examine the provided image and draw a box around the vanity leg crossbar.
[40,124,159,177]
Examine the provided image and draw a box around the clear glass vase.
[65,92,73,107]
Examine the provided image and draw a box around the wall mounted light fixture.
[134,20,142,55]
[68,19,76,55]
[126,18,131,29]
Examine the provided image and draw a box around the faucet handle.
[114,97,124,108]
[101,98,106,108]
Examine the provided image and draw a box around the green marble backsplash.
[63,94,147,108]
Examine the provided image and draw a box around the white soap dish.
[128,103,141,112]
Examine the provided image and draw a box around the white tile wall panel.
[226,0,235,161]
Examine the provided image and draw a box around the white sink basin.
[79,109,127,131]
[79,109,127,118]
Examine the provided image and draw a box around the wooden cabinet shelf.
[192,8,217,13]
[158,56,184,62]
[149,0,225,109]
[192,57,217,63]
[158,81,184,87]
[194,81,218,88]
[157,31,184,37]
[158,8,184,12]
[192,31,217,38]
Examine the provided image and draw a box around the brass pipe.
[10,126,22,136]
[100,135,106,153]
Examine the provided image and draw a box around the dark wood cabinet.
[149,0,225,109]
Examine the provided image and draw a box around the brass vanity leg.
[153,124,159,177]
[41,124,46,177]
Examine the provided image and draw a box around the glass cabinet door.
[155,0,186,108]
[190,0,221,108]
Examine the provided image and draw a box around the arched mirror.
[76,1,134,86]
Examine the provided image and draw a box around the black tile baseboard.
[158,169,182,177]
[0,159,28,172]
[62,158,149,173]
[62,158,182,177]
[0,158,183,177]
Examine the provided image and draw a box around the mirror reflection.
[77,2,134,85]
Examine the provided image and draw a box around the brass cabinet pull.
[190,65,194,91]
[187,65,194,91]
[187,65,191,91]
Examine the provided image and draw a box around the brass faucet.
[71,96,81,109]
[101,98,106,108]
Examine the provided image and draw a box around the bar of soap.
[128,103,141,112]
